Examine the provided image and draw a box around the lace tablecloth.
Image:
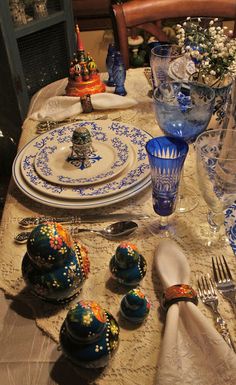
[0,68,235,385]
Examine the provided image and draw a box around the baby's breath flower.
[175,17,236,80]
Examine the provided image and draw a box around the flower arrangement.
[175,18,236,86]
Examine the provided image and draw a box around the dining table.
[0,67,235,385]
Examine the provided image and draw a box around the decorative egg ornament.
[109,242,147,286]
[22,222,90,303]
[120,288,151,323]
[60,300,119,368]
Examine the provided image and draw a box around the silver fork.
[212,255,236,314]
[197,274,236,352]
[36,115,109,134]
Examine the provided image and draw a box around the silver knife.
[19,213,150,229]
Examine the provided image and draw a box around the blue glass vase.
[146,136,188,236]
[113,51,127,96]
[106,43,116,87]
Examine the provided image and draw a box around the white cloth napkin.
[28,93,138,121]
[154,239,236,385]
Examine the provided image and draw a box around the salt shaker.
[106,43,116,87]
[113,51,127,96]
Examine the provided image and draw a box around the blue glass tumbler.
[106,43,116,87]
[113,51,127,96]
[146,136,189,236]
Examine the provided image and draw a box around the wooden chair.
[112,0,236,68]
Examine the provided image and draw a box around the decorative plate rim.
[19,121,151,200]
[13,148,151,209]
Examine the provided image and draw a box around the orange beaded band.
[162,284,198,311]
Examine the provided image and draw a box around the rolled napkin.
[154,239,236,385]
[28,93,138,121]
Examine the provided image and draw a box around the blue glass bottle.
[113,51,127,96]
[106,43,116,86]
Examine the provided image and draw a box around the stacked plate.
[13,120,152,209]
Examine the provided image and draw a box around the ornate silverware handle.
[216,315,236,353]
[19,214,150,229]
[19,216,82,228]
[14,232,31,244]
[36,115,109,133]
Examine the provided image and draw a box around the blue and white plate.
[34,134,129,186]
[13,149,151,209]
[225,203,236,255]
[14,121,151,206]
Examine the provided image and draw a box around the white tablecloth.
[0,68,235,385]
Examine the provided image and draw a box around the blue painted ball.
[120,288,151,323]
[22,223,90,303]
[27,222,74,270]
[110,242,147,286]
[60,300,119,368]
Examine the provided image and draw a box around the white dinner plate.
[19,121,151,200]
[34,135,129,186]
[13,149,151,209]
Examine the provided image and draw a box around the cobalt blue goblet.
[146,136,189,236]
[153,81,215,212]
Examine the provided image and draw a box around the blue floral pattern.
[34,135,129,185]
[21,121,151,199]
[224,203,236,255]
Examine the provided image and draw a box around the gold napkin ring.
[162,284,198,311]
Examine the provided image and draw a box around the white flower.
[175,17,236,79]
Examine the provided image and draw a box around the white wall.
[81,29,114,72]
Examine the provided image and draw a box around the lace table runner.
[0,68,235,385]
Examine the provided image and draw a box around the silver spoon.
[14,221,138,244]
